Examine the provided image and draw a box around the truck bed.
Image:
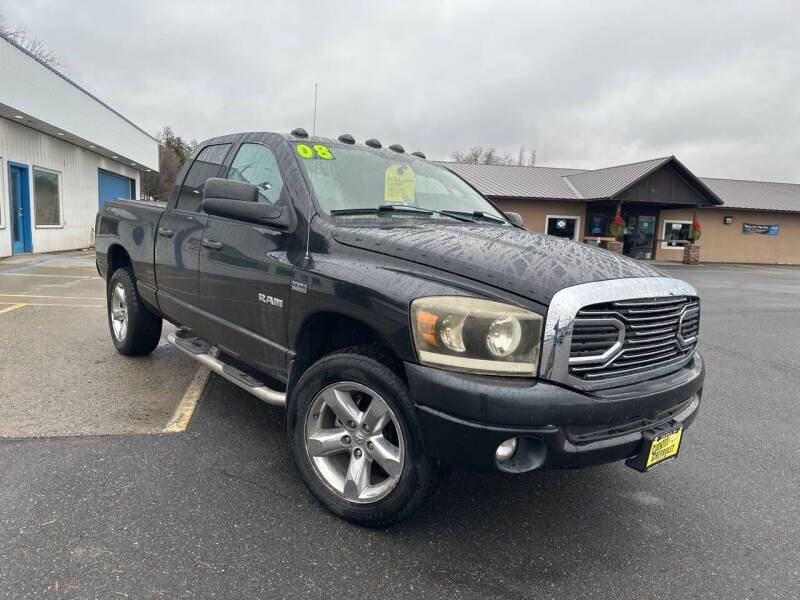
[95,198,166,296]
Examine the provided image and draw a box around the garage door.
[98,169,135,208]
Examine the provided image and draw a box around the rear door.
[197,140,295,380]
[155,142,232,329]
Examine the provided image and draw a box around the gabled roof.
[439,155,723,206]
[440,162,586,199]
[565,157,673,198]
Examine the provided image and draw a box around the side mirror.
[202,197,291,230]
[202,178,291,230]
[504,211,525,227]
[203,177,259,203]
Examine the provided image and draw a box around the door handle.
[202,239,223,250]
[158,227,174,238]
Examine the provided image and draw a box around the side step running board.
[167,332,286,406]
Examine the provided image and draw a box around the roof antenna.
[312,83,318,136]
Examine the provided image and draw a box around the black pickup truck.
[95,130,704,525]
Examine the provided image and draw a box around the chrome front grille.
[568,296,699,382]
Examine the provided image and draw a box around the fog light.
[495,438,518,462]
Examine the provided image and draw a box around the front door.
[623,213,657,260]
[198,141,294,381]
[8,163,32,254]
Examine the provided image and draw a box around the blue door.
[98,169,135,209]
[8,163,32,254]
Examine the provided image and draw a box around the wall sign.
[742,223,779,236]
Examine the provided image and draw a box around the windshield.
[293,142,506,221]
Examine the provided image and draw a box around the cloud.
[4,0,799,181]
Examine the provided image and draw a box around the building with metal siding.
[440,158,800,265]
[0,33,157,258]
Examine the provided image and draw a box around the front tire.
[288,346,436,526]
[107,267,162,356]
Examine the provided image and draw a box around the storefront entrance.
[585,203,659,260]
[623,211,658,260]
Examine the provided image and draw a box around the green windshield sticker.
[313,144,334,159]
[384,164,415,204]
[296,143,334,159]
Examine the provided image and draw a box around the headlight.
[411,297,543,376]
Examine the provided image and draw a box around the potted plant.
[607,208,624,254]
[683,214,702,265]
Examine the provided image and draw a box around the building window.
[660,220,692,249]
[33,167,61,227]
[546,215,580,241]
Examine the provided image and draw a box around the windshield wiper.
[441,210,507,224]
[330,204,474,222]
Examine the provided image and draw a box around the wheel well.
[107,245,132,278]
[288,312,402,397]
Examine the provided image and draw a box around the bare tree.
[451,146,516,165]
[517,145,537,166]
[452,145,537,166]
[141,127,197,201]
[0,11,63,71]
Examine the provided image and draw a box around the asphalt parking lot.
[1,255,799,599]
[0,252,199,437]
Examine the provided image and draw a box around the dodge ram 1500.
[95,129,704,525]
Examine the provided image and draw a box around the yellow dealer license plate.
[646,427,683,468]
[626,424,684,472]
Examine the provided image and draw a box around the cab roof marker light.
[389,144,405,154]
[411,151,427,159]
[338,133,356,144]
[365,138,382,149]
[291,127,309,138]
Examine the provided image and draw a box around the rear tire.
[107,267,162,356]
[288,345,436,526]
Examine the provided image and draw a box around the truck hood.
[332,223,662,305]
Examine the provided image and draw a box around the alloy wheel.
[304,382,405,503]
[110,282,128,341]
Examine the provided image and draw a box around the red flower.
[614,215,623,225]
[692,222,702,231]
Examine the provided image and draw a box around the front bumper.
[406,353,704,472]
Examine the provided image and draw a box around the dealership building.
[0,33,157,258]
[444,156,800,264]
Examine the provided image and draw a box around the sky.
[3,0,799,182]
